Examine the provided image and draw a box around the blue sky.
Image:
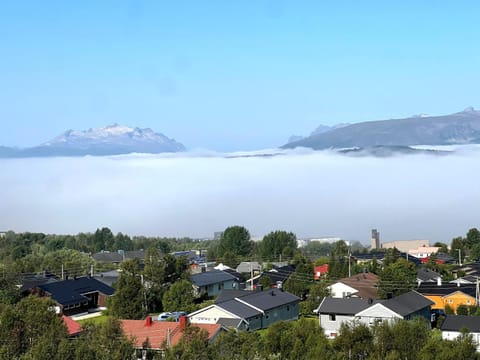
[1,1,480,151]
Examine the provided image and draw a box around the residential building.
[62,315,83,337]
[191,269,239,297]
[122,316,222,357]
[441,315,480,352]
[316,297,372,338]
[314,264,329,280]
[408,246,440,259]
[236,261,262,274]
[328,273,378,300]
[250,264,296,290]
[416,281,477,313]
[188,288,300,331]
[416,268,441,285]
[36,276,115,315]
[355,291,433,326]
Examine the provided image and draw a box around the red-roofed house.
[62,315,82,337]
[121,316,222,356]
[314,264,329,280]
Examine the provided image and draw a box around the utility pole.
[61,264,64,280]
[90,264,94,277]
[476,277,479,306]
[457,249,462,266]
[348,247,351,277]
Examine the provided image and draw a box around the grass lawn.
[77,314,109,326]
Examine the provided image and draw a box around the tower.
[371,229,380,250]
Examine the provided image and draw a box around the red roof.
[62,315,82,336]
[121,318,221,350]
[421,257,444,265]
[314,264,329,280]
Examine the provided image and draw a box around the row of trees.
[167,318,478,360]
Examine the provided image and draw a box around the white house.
[316,297,371,339]
[441,315,480,352]
[327,273,379,299]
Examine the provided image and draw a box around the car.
[157,312,174,321]
[171,311,187,321]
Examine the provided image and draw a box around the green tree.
[163,280,196,313]
[143,247,165,313]
[302,281,330,314]
[284,254,313,298]
[217,226,252,259]
[109,259,146,319]
[166,326,211,360]
[259,231,297,262]
[377,258,416,299]
[333,321,373,360]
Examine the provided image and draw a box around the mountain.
[0,124,185,158]
[283,108,480,150]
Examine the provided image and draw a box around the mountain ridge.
[283,107,480,150]
[0,124,185,158]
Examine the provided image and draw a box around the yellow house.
[418,284,476,314]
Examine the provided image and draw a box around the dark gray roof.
[441,315,480,333]
[38,277,115,306]
[417,268,441,282]
[217,318,245,329]
[416,283,477,297]
[215,290,249,304]
[92,251,123,263]
[20,274,58,293]
[124,250,146,261]
[238,289,300,311]
[191,270,237,287]
[219,299,262,319]
[93,270,120,287]
[317,297,372,315]
[383,291,434,316]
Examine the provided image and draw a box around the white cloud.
[1,148,479,244]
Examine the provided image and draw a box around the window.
[329,314,336,321]
[287,305,290,312]
[467,300,471,305]
[449,299,453,304]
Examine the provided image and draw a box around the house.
[355,291,433,326]
[316,297,372,338]
[450,275,478,286]
[421,252,456,265]
[441,315,480,352]
[188,288,300,331]
[408,246,440,259]
[93,269,120,287]
[416,268,441,285]
[36,276,115,315]
[351,252,385,265]
[20,272,59,295]
[236,261,262,274]
[191,270,239,297]
[314,264,329,280]
[91,251,123,264]
[328,273,378,300]
[121,316,222,356]
[251,264,296,290]
[416,281,477,313]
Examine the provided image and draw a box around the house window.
[329,314,336,321]
[449,299,453,304]
[467,300,471,305]
[287,305,290,312]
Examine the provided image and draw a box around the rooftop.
[316,297,372,315]
[441,315,480,333]
[191,270,237,287]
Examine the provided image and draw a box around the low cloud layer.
[1,148,480,244]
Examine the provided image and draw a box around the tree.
[162,280,196,313]
[217,226,252,259]
[377,258,416,299]
[259,231,297,261]
[333,321,373,360]
[302,281,330,314]
[108,259,146,319]
[284,254,313,298]
[143,247,165,313]
[166,326,211,360]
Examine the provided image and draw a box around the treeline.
[177,318,479,360]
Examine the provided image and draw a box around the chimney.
[437,277,442,286]
[179,315,187,330]
[145,316,153,327]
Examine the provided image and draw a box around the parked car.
[157,312,174,321]
[171,311,187,321]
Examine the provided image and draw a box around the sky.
[1,1,480,151]
[2,148,480,244]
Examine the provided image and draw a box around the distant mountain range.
[284,107,480,150]
[0,124,185,158]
